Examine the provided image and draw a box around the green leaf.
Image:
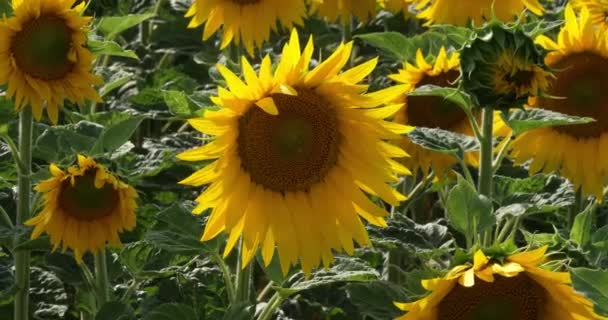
[446,175,495,236]
[87,40,139,60]
[355,32,412,61]
[274,258,378,297]
[493,175,573,216]
[570,204,595,247]
[409,85,474,112]
[144,303,198,320]
[570,268,608,316]
[592,225,608,249]
[145,204,218,255]
[97,13,156,39]
[346,281,409,320]
[96,301,135,320]
[501,108,594,136]
[29,267,69,319]
[90,116,145,154]
[407,127,479,160]
[119,241,156,278]
[163,90,197,117]
[34,121,104,162]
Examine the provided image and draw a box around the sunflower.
[25,155,138,263]
[177,29,411,274]
[185,0,306,55]
[385,47,478,178]
[309,0,377,24]
[572,0,608,26]
[498,5,608,199]
[0,0,102,124]
[408,0,544,26]
[395,246,602,320]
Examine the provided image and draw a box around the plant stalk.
[477,107,494,247]
[234,240,253,304]
[257,293,283,320]
[14,106,33,320]
[568,188,583,230]
[94,249,110,308]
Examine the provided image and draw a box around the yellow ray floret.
[25,155,138,263]
[0,0,102,124]
[178,29,412,275]
[395,246,603,320]
[185,0,306,55]
[497,4,608,199]
[407,0,544,26]
[572,0,608,27]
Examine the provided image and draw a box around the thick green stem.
[94,249,110,308]
[234,240,253,304]
[14,106,33,320]
[213,253,236,303]
[478,107,494,197]
[257,293,284,320]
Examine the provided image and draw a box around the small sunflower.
[310,0,377,24]
[386,47,478,178]
[499,5,608,199]
[395,247,602,320]
[0,0,102,124]
[178,29,411,274]
[185,0,306,55]
[572,0,608,26]
[408,0,544,26]
[26,155,138,263]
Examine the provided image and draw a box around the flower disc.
[237,90,340,192]
[58,172,120,221]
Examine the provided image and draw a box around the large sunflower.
[25,155,138,263]
[395,247,602,319]
[385,47,478,178]
[0,0,101,124]
[408,0,544,26]
[309,0,377,24]
[499,5,608,199]
[185,0,306,55]
[177,29,411,274]
[572,0,608,26]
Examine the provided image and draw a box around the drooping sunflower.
[395,246,602,320]
[385,47,478,178]
[309,0,377,24]
[26,155,138,263]
[185,0,306,55]
[408,0,544,26]
[0,0,102,124]
[177,29,411,274]
[498,5,608,199]
[572,0,608,26]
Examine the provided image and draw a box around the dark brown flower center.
[405,70,469,130]
[505,70,536,88]
[542,52,608,138]
[59,170,120,221]
[437,273,547,320]
[237,89,340,192]
[11,15,74,80]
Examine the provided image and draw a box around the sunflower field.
[2,0,608,319]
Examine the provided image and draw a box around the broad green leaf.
[87,40,139,60]
[30,267,69,319]
[570,204,595,247]
[346,281,409,320]
[407,127,479,160]
[163,90,197,117]
[145,204,218,254]
[35,121,104,162]
[592,225,608,249]
[274,258,379,297]
[119,241,156,278]
[96,301,135,320]
[97,13,156,39]
[446,175,495,236]
[570,268,608,316]
[144,303,198,320]
[501,108,594,135]
[493,175,573,215]
[355,32,412,61]
[100,71,135,97]
[409,85,474,112]
[90,116,145,154]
